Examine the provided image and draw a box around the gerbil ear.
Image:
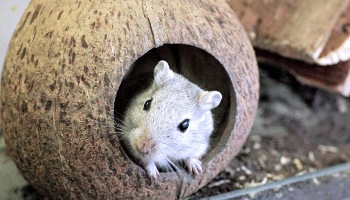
[198,91,222,110]
[154,60,174,86]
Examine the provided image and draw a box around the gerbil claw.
[185,158,202,176]
[146,163,160,181]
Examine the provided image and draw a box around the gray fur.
[119,60,222,179]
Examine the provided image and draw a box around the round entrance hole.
[114,44,235,171]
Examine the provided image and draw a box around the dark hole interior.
[114,44,235,171]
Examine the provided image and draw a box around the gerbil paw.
[146,163,160,181]
[185,158,202,176]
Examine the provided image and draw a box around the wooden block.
[229,0,350,65]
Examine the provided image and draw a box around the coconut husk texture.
[0,0,259,199]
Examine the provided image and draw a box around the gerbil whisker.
[121,139,133,150]
[114,120,128,131]
[159,150,189,179]
[113,118,124,125]
[113,117,126,127]
[114,111,125,120]
[114,127,128,135]
[161,152,180,172]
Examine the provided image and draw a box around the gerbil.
[117,60,222,179]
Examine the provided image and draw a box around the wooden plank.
[256,49,350,96]
[229,0,349,65]
[318,5,350,65]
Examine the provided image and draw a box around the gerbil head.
[121,60,222,168]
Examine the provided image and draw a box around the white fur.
[120,60,222,179]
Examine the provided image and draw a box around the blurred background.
[0,0,30,73]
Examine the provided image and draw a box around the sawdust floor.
[1,63,350,199]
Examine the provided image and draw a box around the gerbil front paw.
[146,163,160,180]
[185,158,202,176]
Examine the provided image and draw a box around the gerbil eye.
[143,98,152,111]
[178,119,190,132]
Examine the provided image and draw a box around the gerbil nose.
[136,142,150,155]
[136,138,155,155]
